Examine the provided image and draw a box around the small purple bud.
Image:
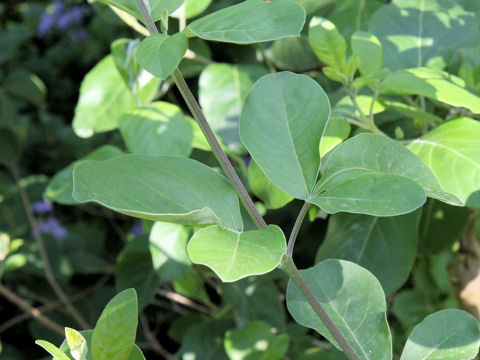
[37,12,56,37]
[243,155,251,167]
[31,200,54,214]
[36,217,68,242]
[130,223,145,236]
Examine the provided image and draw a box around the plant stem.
[280,256,361,360]
[345,85,385,136]
[135,0,267,229]
[0,283,65,336]
[286,202,310,256]
[9,163,90,330]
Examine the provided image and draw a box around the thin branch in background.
[157,289,213,315]
[0,275,110,335]
[0,283,64,336]
[8,162,90,330]
[140,313,172,358]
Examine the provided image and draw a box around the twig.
[157,289,213,315]
[9,163,90,330]
[139,313,172,358]
[0,283,64,336]
[286,202,310,256]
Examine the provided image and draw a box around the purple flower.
[31,200,54,214]
[36,217,68,242]
[37,2,88,38]
[130,222,145,236]
[243,155,251,167]
[57,7,85,30]
[37,12,56,37]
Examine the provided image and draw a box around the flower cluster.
[37,1,89,41]
[31,200,68,241]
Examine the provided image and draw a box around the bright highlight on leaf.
[186,0,306,44]
[72,155,243,231]
[137,33,188,80]
[286,259,392,360]
[187,225,286,282]
[98,0,184,22]
[240,71,331,200]
[400,309,480,360]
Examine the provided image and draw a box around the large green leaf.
[72,55,159,138]
[45,145,124,205]
[286,259,392,359]
[199,64,267,153]
[408,118,480,206]
[119,102,193,157]
[419,199,470,254]
[115,236,160,309]
[311,133,452,216]
[400,309,480,360]
[380,68,480,114]
[316,210,421,295]
[308,17,347,72]
[351,31,383,77]
[186,0,306,44]
[369,0,478,71]
[270,36,318,72]
[72,155,243,231]
[222,277,286,330]
[187,225,286,282]
[224,321,289,360]
[98,0,184,22]
[240,72,331,199]
[149,221,190,281]
[136,33,187,79]
[92,289,138,360]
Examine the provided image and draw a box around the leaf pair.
[240,71,453,217]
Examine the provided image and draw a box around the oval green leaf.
[316,210,421,295]
[186,0,306,44]
[119,102,193,157]
[92,288,138,360]
[187,225,286,282]
[286,259,392,359]
[35,340,70,360]
[351,31,383,77]
[73,155,243,231]
[137,33,187,80]
[400,309,480,360]
[65,327,88,360]
[380,68,480,114]
[408,118,480,206]
[240,72,331,199]
[309,17,347,72]
[73,55,159,138]
[369,0,478,71]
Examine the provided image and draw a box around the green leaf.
[309,17,347,72]
[115,236,160,309]
[35,340,70,360]
[172,0,212,19]
[180,320,233,360]
[149,221,191,281]
[73,55,159,138]
[0,233,9,261]
[380,68,480,114]
[311,133,452,216]
[369,0,478,71]
[187,225,286,282]
[316,210,421,295]
[408,118,480,205]
[419,199,470,254]
[65,328,88,360]
[240,72,331,199]
[92,288,138,360]
[270,36,318,72]
[45,145,124,205]
[248,159,292,210]
[72,155,243,231]
[0,129,18,166]
[98,0,184,22]
[222,277,286,330]
[137,33,187,79]
[224,321,289,360]
[286,259,392,359]
[351,31,383,77]
[186,0,306,44]
[391,289,432,329]
[199,64,268,153]
[400,309,480,360]
[119,101,193,156]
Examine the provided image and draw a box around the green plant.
[2,0,480,359]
